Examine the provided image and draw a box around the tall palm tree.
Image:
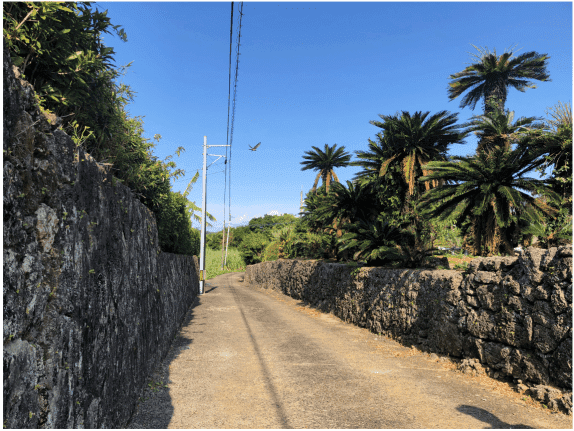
[419,146,557,256]
[448,45,551,115]
[300,144,351,193]
[462,107,543,153]
[372,110,466,196]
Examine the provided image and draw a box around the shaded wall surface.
[3,41,199,428]
[245,247,572,394]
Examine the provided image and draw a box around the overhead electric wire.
[223,2,234,238]
[228,2,244,224]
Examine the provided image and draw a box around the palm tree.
[183,171,216,228]
[300,187,331,232]
[448,45,551,115]
[372,110,466,196]
[351,136,394,183]
[300,143,351,193]
[321,180,379,238]
[537,101,572,184]
[462,107,543,153]
[419,146,558,256]
[337,217,411,266]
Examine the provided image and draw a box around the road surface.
[128,272,572,429]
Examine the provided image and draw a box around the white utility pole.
[198,136,230,295]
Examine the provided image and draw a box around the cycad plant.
[300,144,351,193]
[372,110,465,196]
[462,107,542,153]
[522,208,572,249]
[521,102,573,202]
[321,181,380,237]
[338,217,411,266]
[448,45,551,115]
[419,146,558,256]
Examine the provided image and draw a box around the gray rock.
[245,244,572,399]
[3,39,199,428]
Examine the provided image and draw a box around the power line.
[223,1,234,245]
[228,2,244,224]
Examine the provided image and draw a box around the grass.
[205,247,246,280]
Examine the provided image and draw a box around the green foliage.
[239,231,270,265]
[283,230,333,260]
[262,240,282,262]
[3,2,198,255]
[248,213,298,236]
[206,232,223,251]
[226,225,251,248]
[419,146,558,256]
[523,206,572,248]
[205,247,245,280]
[155,191,200,256]
[338,217,410,266]
[448,45,551,114]
[300,143,351,193]
[429,219,462,249]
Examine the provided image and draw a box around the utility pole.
[199,136,229,295]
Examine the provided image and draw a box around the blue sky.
[99,1,572,230]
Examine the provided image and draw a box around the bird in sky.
[249,142,261,152]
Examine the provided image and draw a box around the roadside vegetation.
[212,46,571,271]
[3,1,202,255]
[6,4,570,266]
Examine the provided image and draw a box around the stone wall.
[245,247,572,410]
[3,41,199,428]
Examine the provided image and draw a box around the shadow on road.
[126,295,200,429]
[456,405,534,429]
[227,276,292,428]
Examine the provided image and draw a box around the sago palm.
[300,143,351,193]
[338,217,410,266]
[322,180,379,237]
[373,110,465,196]
[419,146,558,256]
[520,102,572,201]
[448,45,551,115]
[462,107,542,153]
[351,135,394,183]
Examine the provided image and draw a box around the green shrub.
[262,240,282,262]
[3,2,197,255]
[206,231,223,250]
[284,231,333,259]
[239,232,270,265]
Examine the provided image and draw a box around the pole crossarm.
[206,154,226,169]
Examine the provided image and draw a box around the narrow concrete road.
[128,272,572,429]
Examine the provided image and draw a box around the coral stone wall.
[3,40,199,428]
[245,247,572,394]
